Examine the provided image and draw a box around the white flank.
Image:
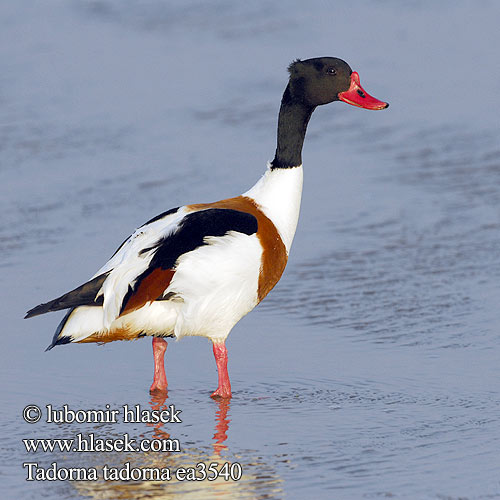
[170,231,261,340]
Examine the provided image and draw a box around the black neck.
[271,84,315,169]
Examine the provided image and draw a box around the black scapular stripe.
[147,208,258,270]
[25,273,109,318]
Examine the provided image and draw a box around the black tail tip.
[45,335,73,352]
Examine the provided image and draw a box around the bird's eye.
[327,67,337,75]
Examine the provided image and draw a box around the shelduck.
[26,57,388,398]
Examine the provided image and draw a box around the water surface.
[2,1,500,498]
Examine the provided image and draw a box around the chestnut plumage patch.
[188,196,288,302]
[121,268,176,315]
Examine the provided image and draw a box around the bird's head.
[286,57,388,110]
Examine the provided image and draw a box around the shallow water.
[2,1,500,499]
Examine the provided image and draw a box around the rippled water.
[2,1,500,499]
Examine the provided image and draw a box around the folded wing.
[26,206,259,332]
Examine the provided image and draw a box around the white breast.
[244,164,303,254]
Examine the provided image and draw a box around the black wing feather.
[147,208,258,270]
[25,272,109,319]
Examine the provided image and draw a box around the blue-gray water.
[2,1,500,498]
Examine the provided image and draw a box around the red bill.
[339,71,388,110]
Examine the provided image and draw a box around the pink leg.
[211,341,232,399]
[150,337,168,393]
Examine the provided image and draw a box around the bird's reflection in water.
[147,392,172,442]
[147,392,229,455]
[73,393,283,499]
[212,398,230,456]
